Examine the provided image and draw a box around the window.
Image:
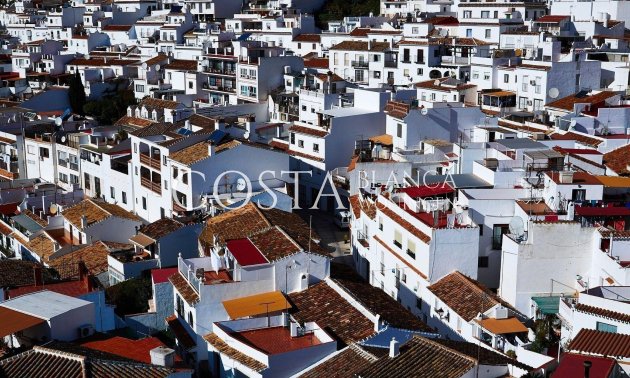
[492,225,509,250]
[416,297,422,310]
[472,71,479,79]
[394,230,402,248]
[290,133,295,144]
[188,81,193,89]
[298,140,304,148]
[313,143,319,152]
[478,256,489,268]
[160,207,165,218]
[84,172,90,189]
[135,84,145,92]
[70,174,79,184]
[485,29,491,39]
[301,105,307,111]
[39,147,49,158]
[572,189,586,202]
[122,191,127,204]
[142,197,147,210]
[374,71,381,79]
[596,322,617,333]
[504,74,509,83]
[403,69,409,77]
[522,75,529,92]
[481,11,490,18]
[110,186,115,199]
[463,10,471,18]
[379,217,383,231]
[483,72,490,80]
[397,123,403,138]
[188,312,194,328]
[27,145,35,154]
[407,240,416,259]
[182,172,188,185]
[417,68,423,75]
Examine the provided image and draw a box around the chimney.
[584,360,592,378]
[150,346,175,368]
[208,142,215,156]
[33,266,43,286]
[368,39,371,50]
[81,215,88,229]
[389,337,400,358]
[78,261,93,291]
[185,119,191,130]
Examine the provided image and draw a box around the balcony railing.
[351,60,369,68]
[441,56,470,65]
[384,60,397,68]
[141,177,162,194]
[140,153,161,170]
[58,159,68,168]
[178,257,202,294]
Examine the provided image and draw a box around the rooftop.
[0,290,91,320]
[228,326,321,355]
[569,329,630,358]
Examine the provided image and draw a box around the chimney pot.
[583,360,592,378]
[389,337,400,358]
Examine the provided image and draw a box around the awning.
[222,291,290,320]
[596,176,630,188]
[475,317,528,335]
[575,206,630,217]
[483,91,515,97]
[532,296,561,315]
[0,306,45,337]
[129,233,155,248]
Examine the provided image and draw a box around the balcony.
[141,177,162,194]
[203,67,236,76]
[384,60,397,68]
[58,159,68,168]
[140,153,161,170]
[202,82,236,93]
[441,56,470,65]
[351,60,369,69]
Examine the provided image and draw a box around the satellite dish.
[54,117,63,126]
[509,216,525,240]
[236,178,247,191]
[433,79,440,86]
[60,135,67,143]
[49,203,58,215]
[548,87,560,99]
[141,62,147,69]
[201,59,209,67]
[515,49,522,57]
[154,64,161,71]
[420,108,428,116]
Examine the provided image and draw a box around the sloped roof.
[546,91,618,112]
[357,336,476,378]
[48,241,111,276]
[603,144,630,176]
[61,199,141,230]
[139,218,184,240]
[288,281,376,345]
[428,271,516,321]
[329,41,391,52]
[569,328,630,357]
[299,344,378,378]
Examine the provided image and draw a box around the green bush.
[316,0,380,29]
[105,276,152,316]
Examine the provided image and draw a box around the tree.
[68,72,86,116]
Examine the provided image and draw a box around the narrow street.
[296,209,351,259]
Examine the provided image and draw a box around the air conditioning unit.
[78,324,95,338]
[530,80,536,85]
[527,100,533,106]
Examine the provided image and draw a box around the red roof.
[398,184,454,198]
[0,202,20,216]
[575,206,630,217]
[81,336,182,365]
[151,267,178,284]
[226,238,269,267]
[535,15,570,23]
[8,279,91,299]
[555,147,602,155]
[553,353,615,378]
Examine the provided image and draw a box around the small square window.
[298,140,304,148]
[478,256,489,268]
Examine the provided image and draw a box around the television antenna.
[509,216,526,242]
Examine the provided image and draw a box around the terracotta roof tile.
[204,333,267,372]
[299,344,377,378]
[330,41,391,52]
[535,15,570,23]
[603,144,630,176]
[358,336,476,378]
[428,271,517,321]
[164,59,197,71]
[546,91,618,112]
[139,97,180,110]
[289,125,327,138]
[48,241,111,276]
[102,24,132,32]
[114,115,156,128]
[331,263,433,331]
[549,131,604,147]
[293,34,321,42]
[170,141,210,166]
[288,281,376,345]
[378,205,431,243]
[139,218,184,240]
[569,328,630,357]
[303,57,329,69]
[26,233,56,263]
[248,227,301,261]
[574,303,630,323]
[0,260,54,288]
[61,199,141,230]
[169,273,199,305]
